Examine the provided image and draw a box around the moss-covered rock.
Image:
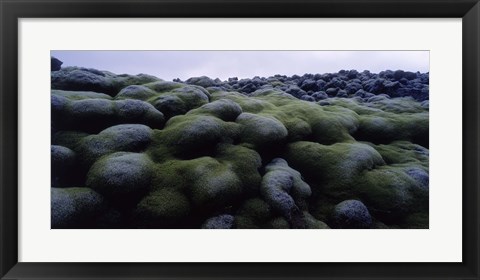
[236,113,288,147]
[86,152,154,206]
[115,85,157,100]
[373,141,428,167]
[51,145,77,187]
[114,99,165,128]
[148,84,210,119]
[78,124,153,167]
[284,141,385,193]
[51,67,160,96]
[53,98,165,133]
[330,199,373,229]
[185,76,218,88]
[260,158,311,228]
[153,115,239,158]
[355,166,422,223]
[51,187,105,228]
[202,214,235,229]
[144,80,185,92]
[188,98,243,121]
[188,157,243,209]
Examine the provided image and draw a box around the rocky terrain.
[51,58,429,229]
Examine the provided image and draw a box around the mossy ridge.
[371,141,429,167]
[147,144,263,221]
[260,158,312,228]
[354,112,428,147]
[326,97,428,147]
[284,140,427,225]
[52,97,165,133]
[143,81,211,119]
[236,112,288,148]
[186,98,243,122]
[52,89,113,100]
[151,114,240,159]
[284,141,385,193]
[51,66,160,96]
[210,91,360,145]
[77,124,153,168]
[134,188,191,228]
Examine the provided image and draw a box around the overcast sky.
[51,51,429,81]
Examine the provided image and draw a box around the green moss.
[303,211,330,229]
[355,113,428,147]
[215,144,262,195]
[152,115,239,158]
[373,141,429,167]
[326,97,429,147]
[187,98,243,121]
[355,166,419,223]
[236,198,273,224]
[51,72,429,229]
[134,188,190,227]
[52,131,89,150]
[144,81,184,92]
[115,85,157,100]
[151,155,242,211]
[222,93,360,144]
[236,113,288,147]
[263,158,311,210]
[148,85,210,119]
[78,124,153,167]
[211,91,277,113]
[284,141,385,193]
[52,67,160,96]
[188,158,243,208]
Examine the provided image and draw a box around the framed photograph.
[1,0,479,279]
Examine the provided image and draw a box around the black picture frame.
[1,0,479,279]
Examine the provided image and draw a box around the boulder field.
[51,61,429,229]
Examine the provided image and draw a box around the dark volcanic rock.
[51,57,63,71]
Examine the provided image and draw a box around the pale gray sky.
[51,51,429,81]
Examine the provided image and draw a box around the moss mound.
[51,187,105,228]
[86,152,154,207]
